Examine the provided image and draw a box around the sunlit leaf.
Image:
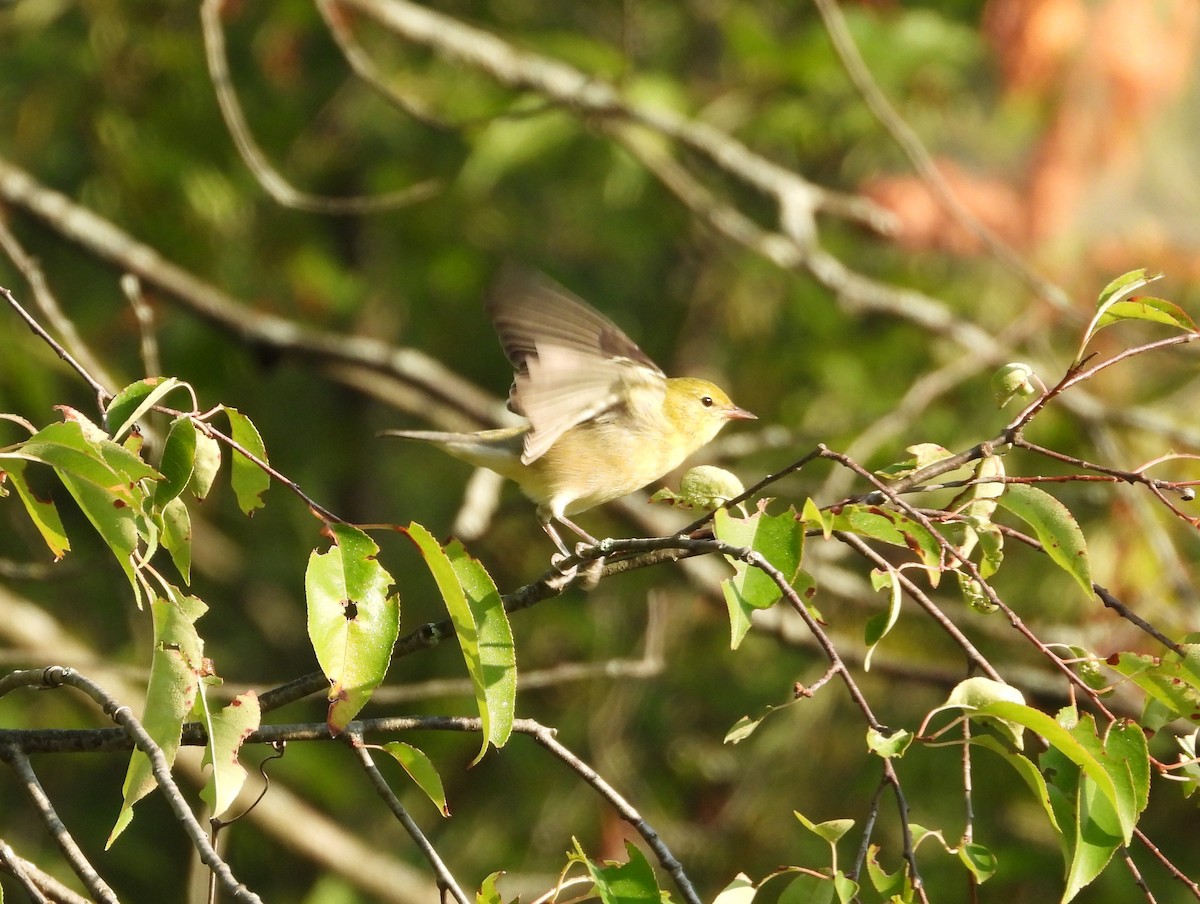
[863,567,902,671]
[382,741,450,817]
[3,459,70,559]
[105,377,186,440]
[306,523,400,734]
[199,690,261,820]
[995,484,1091,598]
[566,838,662,904]
[224,406,270,516]
[109,592,207,846]
[406,523,514,763]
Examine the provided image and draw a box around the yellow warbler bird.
[382,273,755,559]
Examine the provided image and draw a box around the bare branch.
[0,745,119,903]
[199,0,441,213]
[350,741,471,904]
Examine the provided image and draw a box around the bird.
[381,271,756,562]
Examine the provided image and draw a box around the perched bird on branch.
[382,271,755,562]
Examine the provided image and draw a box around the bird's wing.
[486,270,666,464]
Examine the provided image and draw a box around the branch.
[199,0,441,213]
[0,746,119,903]
[350,740,471,904]
[0,667,262,904]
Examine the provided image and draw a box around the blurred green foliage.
[3,0,1200,902]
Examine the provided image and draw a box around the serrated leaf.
[406,523,514,763]
[105,377,186,440]
[223,407,270,516]
[864,845,910,899]
[199,690,260,819]
[382,741,450,816]
[109,592,207,846]
[995,484,1091,598]
[306,523,400,734]
[567,839,662,904]
[3,459,70,559]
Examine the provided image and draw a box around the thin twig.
[0,839,52,904]
[1,284,112,409]
[3,667,262,904]
[0,745,120,903]
[812,0,1070,312]
[199,0,440,214]
[350,740,470,904]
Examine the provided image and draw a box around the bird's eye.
[700,395,714,408]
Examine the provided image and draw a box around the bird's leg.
[555,516,605,589]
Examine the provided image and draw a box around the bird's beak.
[724,405,757,421]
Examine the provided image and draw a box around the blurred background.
[2,0,1199,901]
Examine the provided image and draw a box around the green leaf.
[714,507,813,649]
[994,483,1091,598]
[447,539,516,753]
[189,430,222,501]
[406,523,515,763]
[991,363,1038,408]
[57,468,142,607]
[382,741,450,817]
[1075,269,1165,361]
[154,417,197,508]
[866,726,913,759]
[105,377,186,440]
[778,873,835,904]
[864,845,911,899]
[832,872,858,904]
[199,690,261,819]
[567,838,662,904]
[803,502,943,587]
[958,842,996,884]
[970,735,1061,832]
[3,459,70,559]
[795,811,854,845]
[712,874,756,904]
[1094,296,1197,334]
[1106,647,1200,729]
[306,523,400,734]
[223,407,270,516]
[863,567,902,671]
[159,495,192,583]
[874,443,954,479]
[109,592,207,846]
[477,871,506,904]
